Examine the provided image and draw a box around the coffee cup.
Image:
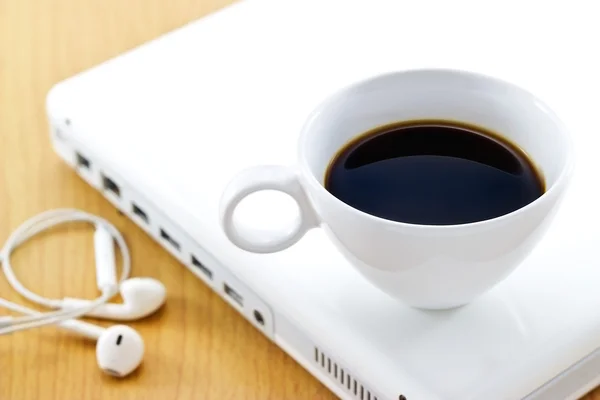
[219,69,573,310]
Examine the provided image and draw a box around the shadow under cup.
[298,69,573,309]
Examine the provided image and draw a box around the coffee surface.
[324,120,544,225]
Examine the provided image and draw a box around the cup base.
[322,228,499,310]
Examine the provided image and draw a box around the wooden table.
[0,1,597,399]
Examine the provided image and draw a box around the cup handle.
[219,165,320,253]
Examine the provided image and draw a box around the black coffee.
[324,120,544,225]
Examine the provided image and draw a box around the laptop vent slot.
[314,347,378,400]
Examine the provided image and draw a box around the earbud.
[95,324,144,377]
[61,277,166,321]
[58,225,167,321]
[0,316,145,377]
[58,319,144,377]
[58,319,144,378]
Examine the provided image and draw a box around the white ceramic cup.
[219,69,573,310]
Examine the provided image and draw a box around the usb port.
[224,283,244,307]
[76,152,91,169]
[102,174,120,197]
[132,203,149,223]
[160,228,180,251]
[191,255,213,280]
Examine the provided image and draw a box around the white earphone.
[0,209,167,377]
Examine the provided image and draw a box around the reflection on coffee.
[324,120,545,225]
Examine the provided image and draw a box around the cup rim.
[297,67,575,230]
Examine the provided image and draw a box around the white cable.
[0,210,123,330]
[0,292,113,335]
[0,292,112,333]
[0,208,130,334]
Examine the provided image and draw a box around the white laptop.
[44,0,600,399]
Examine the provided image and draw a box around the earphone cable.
[0,284,117,329]
[0,289,114,335]
[0,209,131,333]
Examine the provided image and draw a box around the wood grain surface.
[0,1,597,399]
